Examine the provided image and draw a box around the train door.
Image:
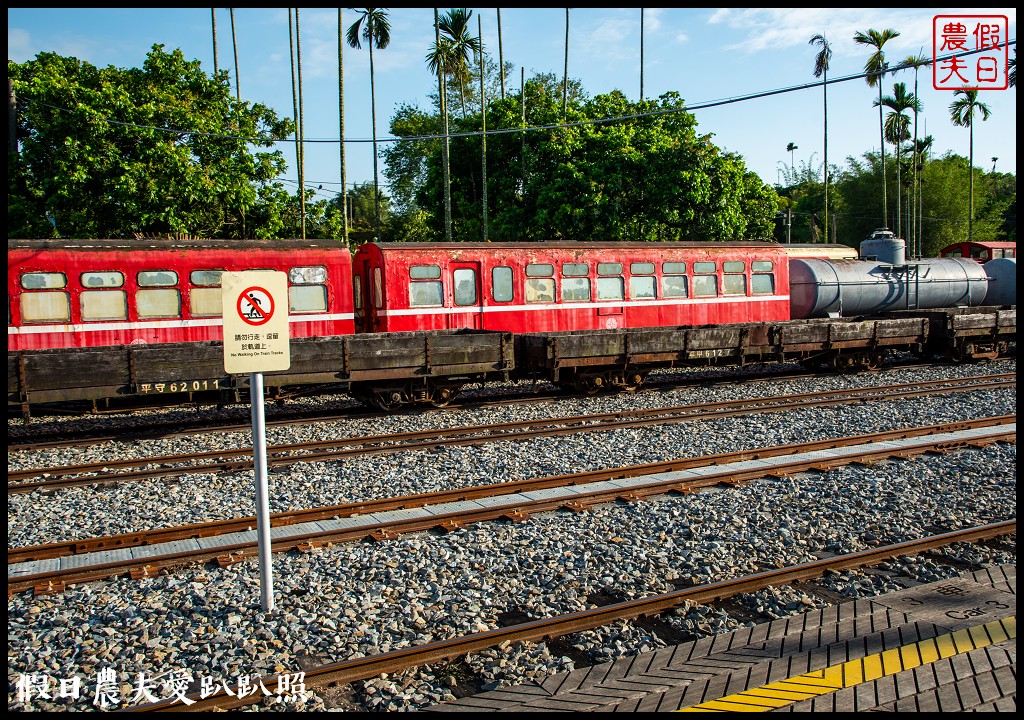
[355,263,384,332]
[447,262,482,329]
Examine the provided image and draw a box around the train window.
[20,292,71,323]
[693,262,716,274]
[663,262,686,274]
[409,280,443,307]
[630,276,656,299]
[410,265,441,280]
[138,270,178,287]
[81,271,124,288]
[722,261,746,295]
[81,290,128,321]
[289,265,328,313]
[631,262,655,275]
[526,263,553,277]
[692,275,718,298]
[751,261,774,272]
[373,268,383,309]
[353,276,363,310]
[525,278,555,303]
[290,286,328,313]
[492,266,513,302]
[751,272,775,295]
[191,270,223,286]
[943,250,961,258]
[597,276,624,301]
[562,263,588,277]
[598,262,622,275]
[453,268,477,306]
[190,289,222,317]
[562,277,591,302]
[289,266,328,284]
[662,275,687,298]
[722,275,746,295]
[21,272,67,290]
[137,289,181,319]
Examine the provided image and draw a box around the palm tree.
[878,82,919,238]
[899,53,929,256]
[431,8,452,242]
[809,33,832,242]
[347,7,391,239]
[432,9,480,119]
[640,9,645,101]
[337,9,348,244]
[913,134,934,254]
[211,9,219,75]
[496,8,506,100]
[288,10,304,238]
[562,8,570,119]
[230,8,240,101]
[854,28,901,229]
[786,142,798,177]
[949,89,992,242]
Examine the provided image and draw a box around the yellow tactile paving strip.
[678,616,1016,712]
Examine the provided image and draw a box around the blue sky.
[8,8,1017,208]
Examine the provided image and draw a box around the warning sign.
[222,271,291,374]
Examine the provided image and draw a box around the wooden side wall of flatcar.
[8,244,354,351]
[512,316,933,383]
[8,330,514,411]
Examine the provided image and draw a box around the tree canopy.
[8,45,345,240]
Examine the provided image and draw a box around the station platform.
[424,564,1016,712]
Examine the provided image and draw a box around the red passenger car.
[939,241,1016,262]
[8,238,354,351]
[352,242,791,334]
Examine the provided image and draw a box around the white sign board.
[222,271,291,374]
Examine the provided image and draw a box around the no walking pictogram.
[237,286,275,326]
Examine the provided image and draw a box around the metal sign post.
[222,271,290,612]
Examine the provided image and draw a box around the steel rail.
[8,415,1016,565]
[8,373,1015,492]
[8,423,1015,595]
[127,520,1016,712]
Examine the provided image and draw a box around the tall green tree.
[877,81,919,238]
[412,84,777,242]
[786,142,798,176]
[949,89,991,241]
[898,53,929,256]
[809,33,832,242]
[854,27,900,229]
[8,46,294,239]
[346,7,391,239]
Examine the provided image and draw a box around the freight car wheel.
[372,390,406,412]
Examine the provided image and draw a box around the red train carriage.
[352,242,792,334]
[939,241,1016,262]
[8,238,354,351]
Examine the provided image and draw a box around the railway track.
[8,372,1016,493]
[6,360,970,451]
[123,520,1016,712]
[8,417,1015,595]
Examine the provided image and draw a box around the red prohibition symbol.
[237,286,275,326]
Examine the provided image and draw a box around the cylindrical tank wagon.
[983,257,1017,307]
[788,257,989,319]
